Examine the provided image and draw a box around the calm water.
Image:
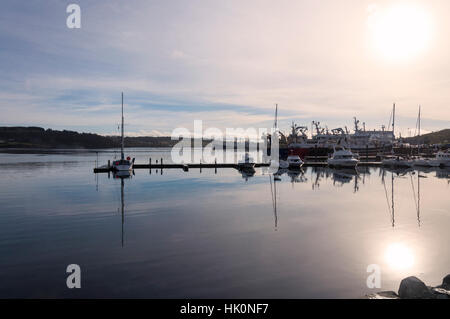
[0,148,449,298]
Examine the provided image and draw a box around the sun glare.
[385,243,415,270]
[368,3,433,61]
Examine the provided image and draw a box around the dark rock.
[398,276,434,299]
[431,287,450,299]
[442,274,450,289]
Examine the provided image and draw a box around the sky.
[0,0,449,137]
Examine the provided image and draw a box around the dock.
[94,159,382,173]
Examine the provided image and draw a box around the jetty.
[93,157,382,173]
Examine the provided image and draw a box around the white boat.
[327,147,359,168]
[238,153,255,169]
[428,151,450,167]
[112,92,134,172]
[287,155,303,168]
[381,155,413,168]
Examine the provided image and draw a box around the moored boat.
[327,147,359,168]
[112,92,134,172]
[238,153,255,169]
[428,150,450,167]
[287,154,303,168]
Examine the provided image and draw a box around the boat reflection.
[269,174,278,231]
[239,167,256,181]
[381,167,422,228]
[309,167,363,191]
[435,167,450,181]
[331,168,358,187]
[273,168,307,184]
[113,171,132,247]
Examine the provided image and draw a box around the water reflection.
[269,174,278,231]
[385,243,415,270]
[238,167,256,181]
[113,170,133,247]
[2,149,450,298]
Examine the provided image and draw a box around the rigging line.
[269,175,275,212]
[382,175,392,219]
[410,173,418,214]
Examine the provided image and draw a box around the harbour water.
[0,148,449,298]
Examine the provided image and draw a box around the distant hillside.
[404,129,450,145]
[0,126,203,149]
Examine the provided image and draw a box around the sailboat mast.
[392,103,396,139]
[274,104,278,130]
[418,105,421,155]
[418,105,421,137]
[121,92,124,160]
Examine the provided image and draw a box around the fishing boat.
[112,92,134,172]
[327,146,359,168]
[286,105,396,159]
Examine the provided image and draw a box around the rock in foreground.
[366,273,450,299]
[398,276,434,299]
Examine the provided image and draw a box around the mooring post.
[149,158,152,175]
[108,160,110,169]
[215,159,217,174]
[161,158,163,168]
[200,159,202,173]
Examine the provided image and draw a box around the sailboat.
[381,103,412,168]
[412,106,432,167]
[112,92,134,172]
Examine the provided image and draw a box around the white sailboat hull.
[113,164,133,171]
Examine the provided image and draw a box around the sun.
[367,3,433,61]
[385,243,414,270]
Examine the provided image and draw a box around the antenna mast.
[121,92,124,160]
